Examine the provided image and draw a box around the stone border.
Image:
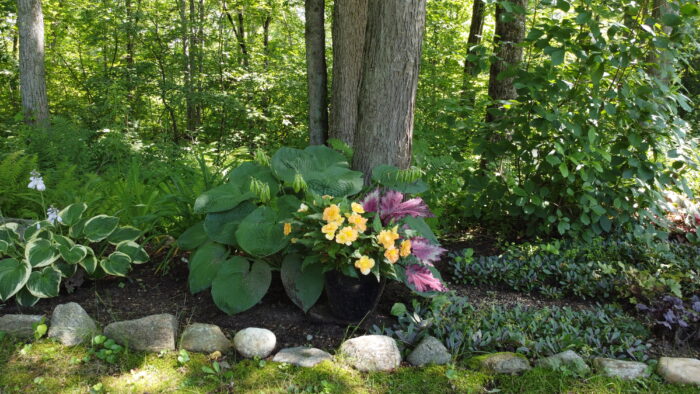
[1,302,698,387]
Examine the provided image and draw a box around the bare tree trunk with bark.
[462,0,485,105]
[17,0,49,126]
[329,0,367,147]
[304,0,329,145]
[352,0,427,179]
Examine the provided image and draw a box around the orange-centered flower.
[400,239,412,257]
[377,226,400,249]
[384,247,399,263]
[321,222,339,240]
[283,222,292,236]
[335,226,359,246]
[323,204,342,223]
[354,255,375,275]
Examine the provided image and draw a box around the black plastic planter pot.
[324,270,385,323]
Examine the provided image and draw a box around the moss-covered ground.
[0,336,697,393]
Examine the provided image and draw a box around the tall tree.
[305,0,329,145]
[17,0,49,126]
[462,0,485,104]
[352,0,427,178]
[647,0,676,84]
[486,0,527,122]
[329,0,367,147]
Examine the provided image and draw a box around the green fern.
[0,151,39,218]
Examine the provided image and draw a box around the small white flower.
[46,206,62,225]
[28,170,46,191]
[35,222,41,230]
[297,203,309,213]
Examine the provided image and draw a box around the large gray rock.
[339,335,401,372]
[468,352,531,375]
[272,347,332,367]
[180,323,231,354]
[0,314,44,338]
[657,357,700,386]
[407,336,451,366]
[233,327,276,358]
[593,358,650,380]
[536,350,590,375]
[47,303,97,346]
[104,314,177,352]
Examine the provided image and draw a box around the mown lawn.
[0,336,697,393]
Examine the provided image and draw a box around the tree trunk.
[305,0,329,145]
[352,0,427,179]
[329,0,367,147]
[647,0,675,84]
[462,0,485,104]
[17,0,49,126]
[486,0,527,123]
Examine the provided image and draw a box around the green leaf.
[100,252,132,277]
[177,221,208,251]
[545,46,565,66]
[403,216,438,244]
[272,195,303,221]
[107,226,143,244]
[59,244,88,264]
[193,183,255,214]
[116,241,149,264]
[681,3,700,17]
[0,258,31,301]
[15,287,39,307]
[83,215,120,242]
[391,303,407,317]
[227,162,280,197]
[69,218,87,239]
[558,163,569,178]
[211,257,272,315]
[235,207,288,258]
[80,248,98,275]
[25,239,59,268]
[371,165,428,194]
[661,13,681,26]
[54,260,78,278]
[26,266,62,298]
[280,254,324,313]
[58,203,87,226]
[599,216,612,232]
[203,201,256,246]
[188,242,229,293]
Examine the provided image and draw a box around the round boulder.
[233,327,276,358]
[339,335,401,372]
[180,323,231,354]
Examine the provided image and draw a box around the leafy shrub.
[636,295,700,345]
[373,293,651,361]
[179,145,444,315]
[450,235,700,302]
[0,202,148,306]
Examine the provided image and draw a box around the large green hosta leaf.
[0,258,31,301]
[270,146,363,197]
[193,183,255,214]
[15,287,39,307]
[83,215,119,242]
[100,252,132,277]
[107,226,143,244]
[59,203,87,226]
[188,242,229,293]
[116,241,149,264]
[280,254,324,313]
[177,221,208,251]
[80,247,98,275]
[204,201,256,246]
[235,206,288,257]
[211,257,271,315]
[27,266,62,298]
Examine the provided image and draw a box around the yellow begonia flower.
[354,255,375,275]
[283,222,292,236]
[322,222,339,240]
[323,204,342,223]
[384,247,399,264]
[335,226,359,245]
[297,203,309,212]
[400,239,412,257]
[351,202,365,214]
[377,226,400,249]
[347,213,368,232]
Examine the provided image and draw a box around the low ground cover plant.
[178,144,448,315]
[374,293,651,361]
[450,234,700,303]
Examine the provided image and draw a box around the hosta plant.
[178,144,445,315]
[0,202,148,306]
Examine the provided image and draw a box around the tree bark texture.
[305,0,329,145]
[352,0,427,179]
[462,0,485,103]
[17,0,49,126]
[486,0,527,122]
[329,0,367,147]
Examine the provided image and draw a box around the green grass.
[0,336,698,393]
